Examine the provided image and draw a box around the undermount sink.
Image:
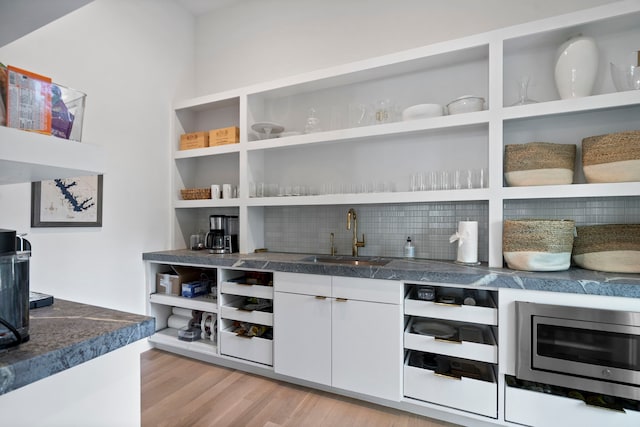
[303,255,391,267]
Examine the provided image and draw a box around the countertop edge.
[143,250,640,299]
[0,301,155,396]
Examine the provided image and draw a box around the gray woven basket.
[504,142,576,172]
[573,224,640,255]
[582,130,640,166]
[503,219,575,253]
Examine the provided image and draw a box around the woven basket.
[573,224,640,273]
[180,188,211,200]
[503,219,575,271]
[504,142,576,186]
[582,130,640,183]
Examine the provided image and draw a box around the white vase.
[554,36,598,99]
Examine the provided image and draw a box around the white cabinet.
[274,273,403,401]
[331,276,403,400]
[273,274,332,385]
[167,2,640,268]
[0,125,104,185]
[403,283,499,418]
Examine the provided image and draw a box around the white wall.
[0,0,621,315]
[194,0,618,95]
[0,0,195,314]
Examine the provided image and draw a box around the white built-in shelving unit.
[170,1,640,267]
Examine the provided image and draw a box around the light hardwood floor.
[141,349,459,427]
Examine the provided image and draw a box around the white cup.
[211,184,221,199]
[222,184,232,199]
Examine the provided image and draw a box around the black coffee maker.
[205,215,239,254]
[206,215,226,254]
[0,229,31,349]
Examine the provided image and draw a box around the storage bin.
[179,131,209,150]
[582,130,640,183]
[404,317,498,363]
[503,219,575,271]
[504,142,576,186]
[209,126,239,146]
[51,83,86,142]
[404,351,497,418]
[180,188,211,200]
[220,324,273,366]
[573,224,640,273]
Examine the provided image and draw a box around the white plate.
[251,122,284,135]
[412,320,457,338]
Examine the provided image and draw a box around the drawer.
[404,355,497,418]
[220,327,273,366]
[274,272,331,296]
[505,385,640,427]
[221,280,273,299]
[404,318,497,364]
[220,302,273,326]
[333,276,402,305]
[404,297,497,325]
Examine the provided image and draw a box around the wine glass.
[511,76,538,106]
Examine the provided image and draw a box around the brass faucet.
[330,232,337,256]
[346,208,365,256]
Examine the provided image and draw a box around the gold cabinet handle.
[315,296,327,300]
[235,333,254,339]
[434,372,462,380]
[434,337,462,344]
[434,301,462,307]
[336,298,348,302]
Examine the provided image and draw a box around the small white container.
[402,104,443,121]
[446,96,485,115]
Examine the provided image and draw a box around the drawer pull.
[315,296,327,300]
[235,282,253,286]
[236,307,253,312]
[584,400,626,413]
[435,337,462,344]
[434,372,462,381]
[336,298,348,302]
[434,302,462,308]
[235,333,254,339]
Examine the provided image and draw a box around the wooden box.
[209,126,239,146]
[179,131,209,150]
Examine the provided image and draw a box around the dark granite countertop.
[143,250,640,299]
[0,299,155,395]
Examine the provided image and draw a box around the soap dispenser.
[404,237,415,259]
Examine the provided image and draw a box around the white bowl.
[446,96,485,115]
[610,62,640,92]
[402,104,443,121]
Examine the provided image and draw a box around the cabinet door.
[332,298,402,401]
[273,291,331,386]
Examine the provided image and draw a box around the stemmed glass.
[511,76,538,106]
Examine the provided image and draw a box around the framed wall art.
[31,175,103,227]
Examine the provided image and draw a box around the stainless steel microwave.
[516,301,640,400]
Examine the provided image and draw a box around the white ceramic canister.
[554,35,598,99]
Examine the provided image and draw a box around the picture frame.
[31,175,103,227]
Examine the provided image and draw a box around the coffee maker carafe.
[0,229,31,349]
[206,215,226,254]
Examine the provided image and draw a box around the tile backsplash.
[189,197,637,263]
[264,202,489,261]
[503,196,640,225]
